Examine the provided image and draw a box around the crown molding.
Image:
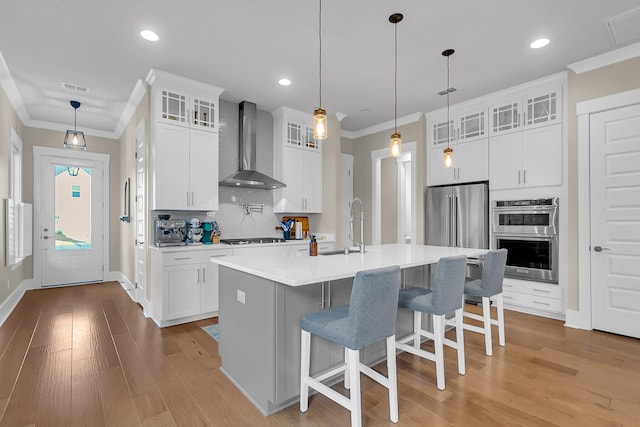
[113,78,148,139]
[0,51,29,126]
[341,112,423,140]
[567,41,640,74]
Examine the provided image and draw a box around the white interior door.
[590,103,640,339]
[135,120,147,306]
[397,154,412,243]
[41,155,103,286]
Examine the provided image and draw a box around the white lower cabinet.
[150,248,232,327]
[500,278,564,318]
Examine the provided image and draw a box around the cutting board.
[281,216,309,237]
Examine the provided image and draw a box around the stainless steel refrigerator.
[425,182,489,249]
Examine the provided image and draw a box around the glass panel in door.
[53,165,92,251]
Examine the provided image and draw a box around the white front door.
[590,103,640,339]
[41,155,104,286]
[135,121,147,306]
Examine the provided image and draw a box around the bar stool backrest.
[431,255,468,315]
[347,265,401,350]
[481,249,508,296]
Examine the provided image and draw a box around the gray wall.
[350,115,426,245]
[0,80,27,306]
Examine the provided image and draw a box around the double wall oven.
[493,197,559,284]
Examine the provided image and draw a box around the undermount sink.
[319,248,362,256]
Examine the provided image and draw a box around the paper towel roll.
[295,221,303,239]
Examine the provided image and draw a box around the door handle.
[593,246,610,252]
[43,236,50,240]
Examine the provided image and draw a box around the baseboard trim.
[0,279,31,327]
[564,309,592,330]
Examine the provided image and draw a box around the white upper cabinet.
[489,86,561,136]
[488,84,563,190]
[272,107,323,213]
[427,104,489,186]
[489,123,562,190]
[156,84,220,132]
[428,104,488,149]
[147,70,223,210]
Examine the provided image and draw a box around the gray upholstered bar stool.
[395,255,468,391]
[299,265,401,427]
[463,249,508,356]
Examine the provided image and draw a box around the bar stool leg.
[482,296,493,356]
[433,315,445,390]
[300,330,311,412]
[347,348,362,427]
[454,307,466,375]
[496,293,505,347]
[344,347,351,389]
[386,336,399,423]
[413,311,421,349]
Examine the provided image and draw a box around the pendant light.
[312,0,327,140]
[64,100,87,150]
[389,13,403,157]
[442,49,454,168]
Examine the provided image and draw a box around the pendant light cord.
[394,21,398,133]
[446,54,450,149]
[318,0,322,109]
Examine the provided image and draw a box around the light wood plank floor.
[0,281,638,426]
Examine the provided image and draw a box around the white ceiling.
[1,1,639,138]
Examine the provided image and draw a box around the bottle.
[309,235,318,256]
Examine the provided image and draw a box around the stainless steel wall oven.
[493,197,559,284]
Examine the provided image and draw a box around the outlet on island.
[237,290,246,304]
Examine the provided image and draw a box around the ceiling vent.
[438,87,457,96]
[61,82,90,93]
[606,7,640,45]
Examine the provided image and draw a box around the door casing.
[573,88,640,329]
[33,146,110,288]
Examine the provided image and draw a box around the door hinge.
[135,151,138,159]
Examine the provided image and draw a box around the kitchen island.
[210,244,486,415]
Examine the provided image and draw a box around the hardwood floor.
[0,281,638,426]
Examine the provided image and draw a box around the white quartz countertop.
[210,244,487,286]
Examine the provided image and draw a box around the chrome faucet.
[349,198,365,253]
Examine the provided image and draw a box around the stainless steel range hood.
[219,101,286,190]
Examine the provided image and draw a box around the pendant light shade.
[443,147,453,168]
[313,0,327,140]
[442,49,454,168]
[389,13,403,157]
[313,107,327,140]
[64,100,87,150]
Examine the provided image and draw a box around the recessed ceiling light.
[140,30,159,42]
[278,78,291,86]
[530,38,550,49]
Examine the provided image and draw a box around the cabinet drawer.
[163,248,232,266]
[502,278,562,299]
[502,290,563,313]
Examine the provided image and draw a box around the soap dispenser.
[309,235,318,256]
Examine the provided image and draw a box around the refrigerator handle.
[453,195,458,247]
[446,194,452,246]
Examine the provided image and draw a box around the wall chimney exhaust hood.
[220,101,286,190]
